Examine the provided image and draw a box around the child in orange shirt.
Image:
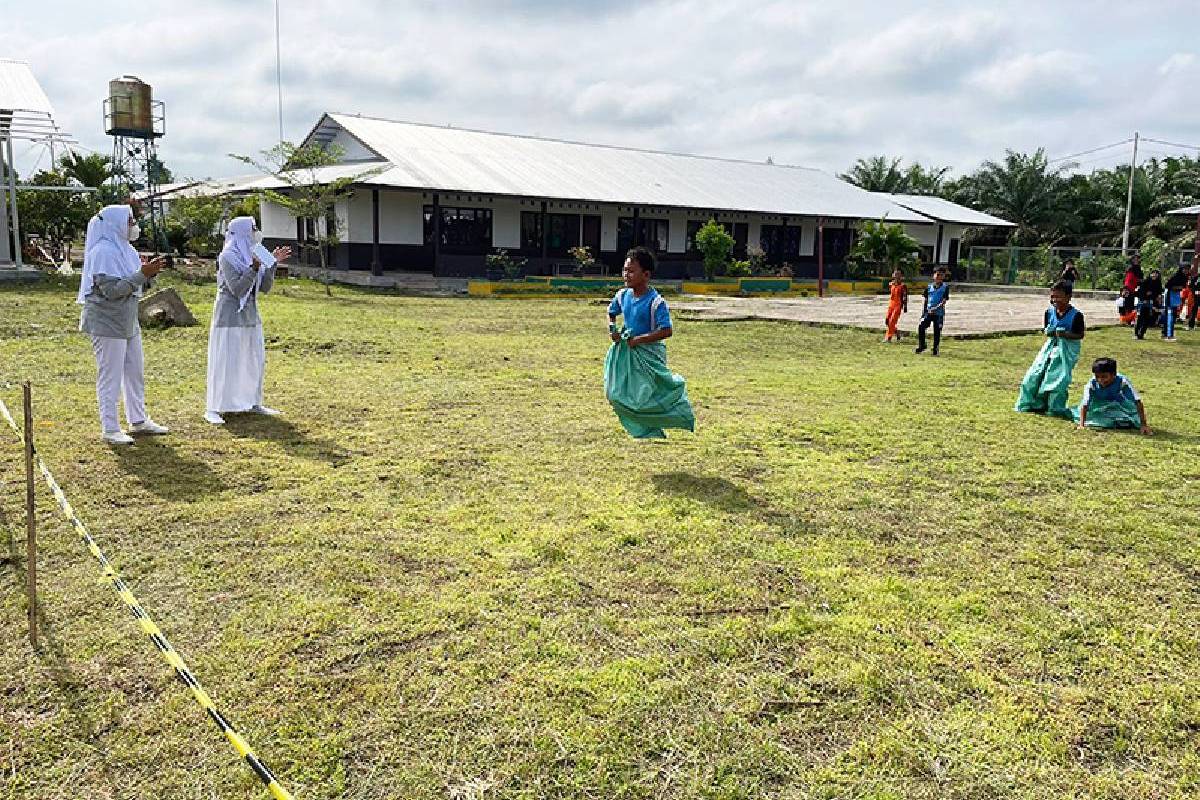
[883,268,908,343]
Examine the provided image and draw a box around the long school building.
[237,113,1013,279]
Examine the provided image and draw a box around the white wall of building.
[328,127,381,162]
[261,200,294,238]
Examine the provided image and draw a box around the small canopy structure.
[1168,205,1200,263]
[1,59,79,267]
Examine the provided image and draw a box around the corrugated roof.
[0,59,54,115]
[883,193,1015,227]
[1167,204,1200,216]
[306,113,934,222]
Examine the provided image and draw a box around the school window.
[619,217,670,254]
[423,206,493,253]
[546,213,581,256]
[759,224,801,263]
[520,211,543,253]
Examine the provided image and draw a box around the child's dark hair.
[626,246,656,274]
[1092,357,1117,375]
[1050,279,1074,296]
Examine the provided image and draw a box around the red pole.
[817,217,825,298]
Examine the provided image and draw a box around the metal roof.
[0,59,54,114]
[883,193,1015,227]
[1167,204,1200,216]
[0,59,75,144]
[301,113,933,222]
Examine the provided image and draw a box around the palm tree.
[841,156,952,196]
[58,152,113,189]
[962,149,1070,245]
[840,156,906,192]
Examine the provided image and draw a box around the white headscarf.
[77,204,143,304]
[220,216,262,312]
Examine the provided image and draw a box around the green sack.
[1071,398,1141,429]
[1015,336,1081,419]
[604,337,695,439]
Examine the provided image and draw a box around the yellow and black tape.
[0,397,294,800]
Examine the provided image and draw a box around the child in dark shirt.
[1134,270,1163,340]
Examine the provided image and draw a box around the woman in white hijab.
[205,216,290,424]
[78,204,169,445]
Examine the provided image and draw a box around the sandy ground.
[673,291,1120,338]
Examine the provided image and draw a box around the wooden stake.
[23,381,36,649]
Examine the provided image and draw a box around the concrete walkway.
[673,291,1120,338]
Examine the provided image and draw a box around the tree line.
[840,150,1200,249]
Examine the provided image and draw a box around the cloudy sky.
[4,0,1199,182]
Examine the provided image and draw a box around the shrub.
[746,244,769,276]
[485,249,527,280]
[694,220,734,280]
[727,259,752,277]
[848,219,919,278]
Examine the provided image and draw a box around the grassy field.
[2,276,1199,800]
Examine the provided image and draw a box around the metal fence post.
[23,382,37,649]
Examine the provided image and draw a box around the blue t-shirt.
[608,287,672,337]
[1081,374,1140,407]
[922,282,950,318]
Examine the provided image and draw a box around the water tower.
[103,76,167,252]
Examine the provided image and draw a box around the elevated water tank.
[105,76,159,138]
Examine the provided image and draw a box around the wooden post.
[817,217,825,298]
[370,189,382,277]
[22,382,36,649]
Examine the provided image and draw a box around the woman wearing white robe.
[78,204,169,445]
[205,217,290,424]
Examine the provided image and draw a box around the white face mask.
[252,230,264,246]
[127,223,141,242]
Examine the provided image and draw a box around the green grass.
[2,276,1199,799]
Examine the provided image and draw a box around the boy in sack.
[1073,357,1151,435]
[1015,280,1085,419]
[604,247,695,439]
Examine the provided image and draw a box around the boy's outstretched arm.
[1137,400,1152,435]
[1076,404,1089,429]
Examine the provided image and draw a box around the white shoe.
[102,430,135,445]
[250,405,281,416]
[204,411,226,425]
[130,419,170,435]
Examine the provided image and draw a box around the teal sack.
[604,338,695,439]
[1015,336,1081,419]
[1071,398,1140,429]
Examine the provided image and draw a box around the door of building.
[582,215,601,256]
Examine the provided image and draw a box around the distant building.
[188,112,1014,279]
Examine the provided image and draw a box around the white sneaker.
[204,411,226,425]
[250,405,281,416]
[130,419,170,435]
[102,430,135,445]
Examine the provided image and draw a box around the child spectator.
[1163,265,1188,341]
[604,247,695,439]
[1134,269,1163,340]
[1187,264,1199,330]
[914,267,949,356]
[1059,258,1080,289]
[1074,357,1151,435]
[1116,287,1138,326]
[1016,280,1085,419]
[883,268,908,343]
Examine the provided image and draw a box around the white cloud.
[966,50,1098,107]
[2,0,1198,181]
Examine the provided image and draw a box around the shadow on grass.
[0,505,123,795]
[222,414,352,466]
[111,437,227,500]
[651,471,758,512]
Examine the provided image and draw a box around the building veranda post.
[178,112,1013,280]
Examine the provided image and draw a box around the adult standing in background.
[204,217,291,425]
[78,204,170,445]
